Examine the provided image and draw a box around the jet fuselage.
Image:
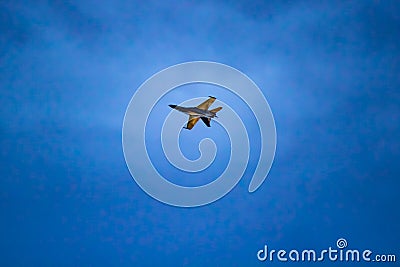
[168,105,217,118]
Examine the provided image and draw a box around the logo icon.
[122,61,276,207]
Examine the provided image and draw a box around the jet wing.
[196,96,216,110]
[186,115,200,130]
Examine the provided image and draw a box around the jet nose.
[169,104,177,109]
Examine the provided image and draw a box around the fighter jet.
[169,96,222,130]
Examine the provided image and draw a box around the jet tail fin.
[210,107,222,114]
[200,117,211,127]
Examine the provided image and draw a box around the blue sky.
[1,0,399,266]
